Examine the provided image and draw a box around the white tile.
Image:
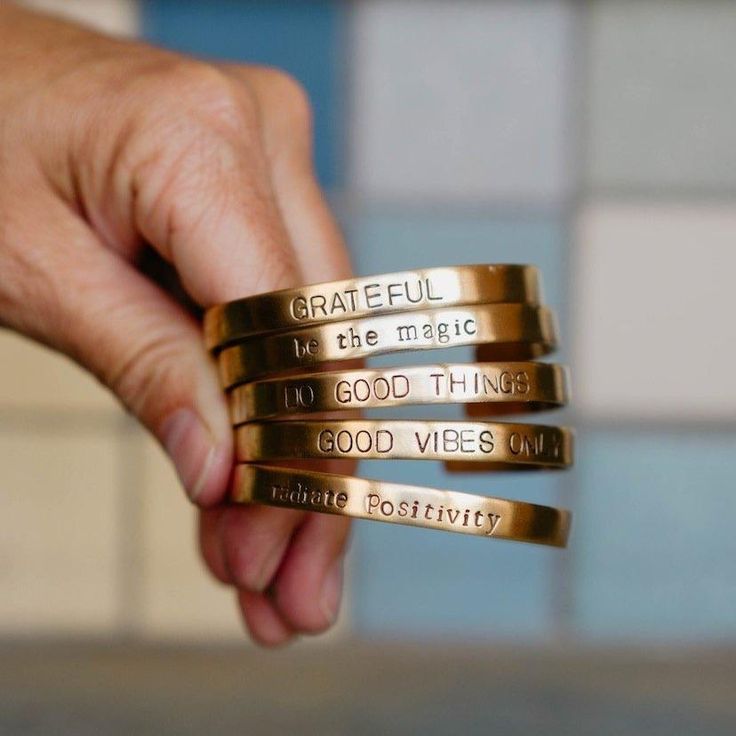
[575,203,736,419]
[137,435,245,641]
[587,0,736,192]
[0,432,119,634]
[0,331,120,411]
[351,0,574,203]
[19,0,139,36]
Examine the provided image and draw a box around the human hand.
[0,4,351,645]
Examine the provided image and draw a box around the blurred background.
[2,0,735,733]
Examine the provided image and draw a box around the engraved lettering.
[293,337,319,357]
[318,428,394,454]
[366,494,380,515]
[329,292,348,316]
[373,377,390,400]
[395,317,476,345]
[336,327,380,350]
[487,514,501,534]
[344,289,359,311]
[284,384,315,409]
[405,279,424,304]
[414,429,494,454]
[508,430,560,459]
[443,429,459,452]
[499,371,513,394]
[479,430,494,453]
[415,432,432,454]
[449,371,467,393]
[288,279,450,322]
[397,324,418,342]
[387,282,404,305]
[364,492,502,535]
[268,481,361,511]
[516,371,530,394]
[354,379,371,402]
[309,294,328,318]
[426,278,443,302]
[290,296,309,320]
[364,283,382,308]
[333,374,410,404]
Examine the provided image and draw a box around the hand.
[0,5,352,645]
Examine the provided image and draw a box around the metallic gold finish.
[205,264,541,349]
[230,361,569,422]
[232,464,571,547]
[219,304,557,387]
[236,420,573,469]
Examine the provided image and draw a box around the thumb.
[17,195,232,506]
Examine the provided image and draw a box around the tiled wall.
[2,0,735,644]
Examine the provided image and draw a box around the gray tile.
[351,0,575,203]
[574,202,736,420]
[587,0,736,192]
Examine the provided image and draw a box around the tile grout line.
[553,0,592,645]
[336,0,363,637]
[114,414,147,641]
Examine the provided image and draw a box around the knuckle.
[263,68,313,129]
[253,67,314,155]
[107,329,190,431]
[251,247,300,294]
[147,58,258,140]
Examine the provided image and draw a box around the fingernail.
[320,559,344,625]
[162,408,218,501]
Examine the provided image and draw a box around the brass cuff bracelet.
[232,464,571,547]
[235,419,573,469]
[205,264,541,349]
[229,361,569,422]
[218,304,558,387]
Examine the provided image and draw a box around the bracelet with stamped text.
[205,263,541,349]
[219,303,557,387]
[236,419,573,469]
[233,464,571,547]
[229,361,569,422]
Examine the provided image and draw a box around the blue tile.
[346,211,571,638]
[574,430,736,641]
[347,212,570,367]
[351,459,566,639]
[141,0,343,187]
[347,212,568,313]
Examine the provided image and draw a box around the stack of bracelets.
[204,265,573,548]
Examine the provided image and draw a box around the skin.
[0,3,353,646]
